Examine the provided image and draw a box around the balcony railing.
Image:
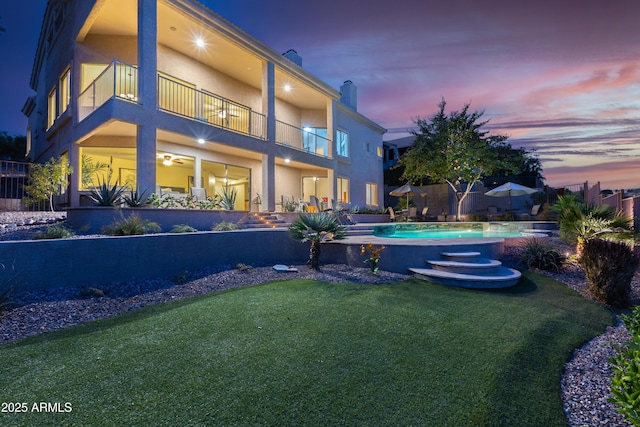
[78,60,138,121]
[158,75,266,139]
[275,121,331,158]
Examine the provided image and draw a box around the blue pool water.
[373,223,536,239]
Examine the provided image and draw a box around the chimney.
[340,80,357,110]
[283,49,302,67]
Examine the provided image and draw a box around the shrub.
[236,263,253,271]
[34,224,75,240]
[578,238,639,308]
[213,221,239,231]
[102,213,161,236]
[466,212,488,222]
[170,224,198,233]
[520,238,565,271]
[610,306,640,426]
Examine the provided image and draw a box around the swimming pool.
[373,222,546,239]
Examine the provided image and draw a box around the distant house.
[23,0,386,211]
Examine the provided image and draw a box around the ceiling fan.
[158,154,184,166]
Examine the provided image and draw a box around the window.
[337,177,349,204]
[47,87,57,129]
[377,146,383,157]
[303,127,328,156]
[59,68,70,114]
[26,126,31,156]
[366,182,378,206]
[337,130,349,157]
[366,142,371,153]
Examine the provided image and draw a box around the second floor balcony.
[78,60,332,159]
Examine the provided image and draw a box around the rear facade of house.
[23,0,386,212]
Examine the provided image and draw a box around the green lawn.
[1,272,614,426]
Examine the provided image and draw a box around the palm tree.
[288,212,347,270]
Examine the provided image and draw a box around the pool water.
[373,223,539,239]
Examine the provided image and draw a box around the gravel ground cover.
[1,212,638,426]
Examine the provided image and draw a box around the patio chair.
[408,207,418,221]
[388,207,396,222]
[530,204,541,217]
[488,206,499,221]
[190,187,206,201]
[421,207,429,221]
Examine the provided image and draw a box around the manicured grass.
[1,272,613,426]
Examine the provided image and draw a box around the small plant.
[610,305,640,426]
[102,213,161,236]
[79,287,106,298]
[171,271,189,285]
[282,196,297,212]
[360,243,385,275]
[123,187,152,207]
[213,221,239,231]
[34,224,75,240]
[236,263,253,272]
[89,178,125,206]
[466,212,488,222]
[170,224,198,233]
[0,284,13,314]
[578,238,639,308]
[520,238,565,271]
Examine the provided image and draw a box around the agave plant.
[217,187,237,210]
[288,212,347,270]
[123,187,152,207]
[89,178,125,206]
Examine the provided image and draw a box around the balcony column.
[326,99,337,204]
[136,0,158,192]
[261,60,276,211]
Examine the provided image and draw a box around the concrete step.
[409,266,521,289]
[427,258,501,275]
[440,251,482,262]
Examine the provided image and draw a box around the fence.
[0,160,47,211]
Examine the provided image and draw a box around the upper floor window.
[47,87,57,129]
[377,146,383,157]
[303,127,328,157]
[337,130,349,157]
[59,68,70,115]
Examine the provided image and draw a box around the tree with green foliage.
[23,157,73,212]
[0,132,27,161]
[399,100,531,221]
[288,212,347,270]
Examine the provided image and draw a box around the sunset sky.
[1,1,639,190]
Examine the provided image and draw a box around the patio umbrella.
[484,182,538,208]
[389,183,426,209]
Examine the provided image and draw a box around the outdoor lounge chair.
[421,207,429,221]
[388,207,396,222]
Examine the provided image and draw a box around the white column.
[261,61,276,211]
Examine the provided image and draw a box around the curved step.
[440,251,481,262]
[408,266,521,289]
[427,258,502,275]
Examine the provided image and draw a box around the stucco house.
[23,0,386,212]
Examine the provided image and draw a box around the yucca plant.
[123,187,152,207]
[288,212,347,270]
[89,178,125,206]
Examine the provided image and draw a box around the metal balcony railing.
[275,121,332,159]
[158,75,266,139]
[78,60,138,121]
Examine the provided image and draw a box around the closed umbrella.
[389,183,426,210]
[484,182,538,209]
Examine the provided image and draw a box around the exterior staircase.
[408,251,521,289]
[238,212,289,229]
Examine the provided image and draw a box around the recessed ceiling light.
[195,37,205,48]
[283,84,291,92]
[284,158,291,163]
[197,138,205,144]
[170,26,177,32]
